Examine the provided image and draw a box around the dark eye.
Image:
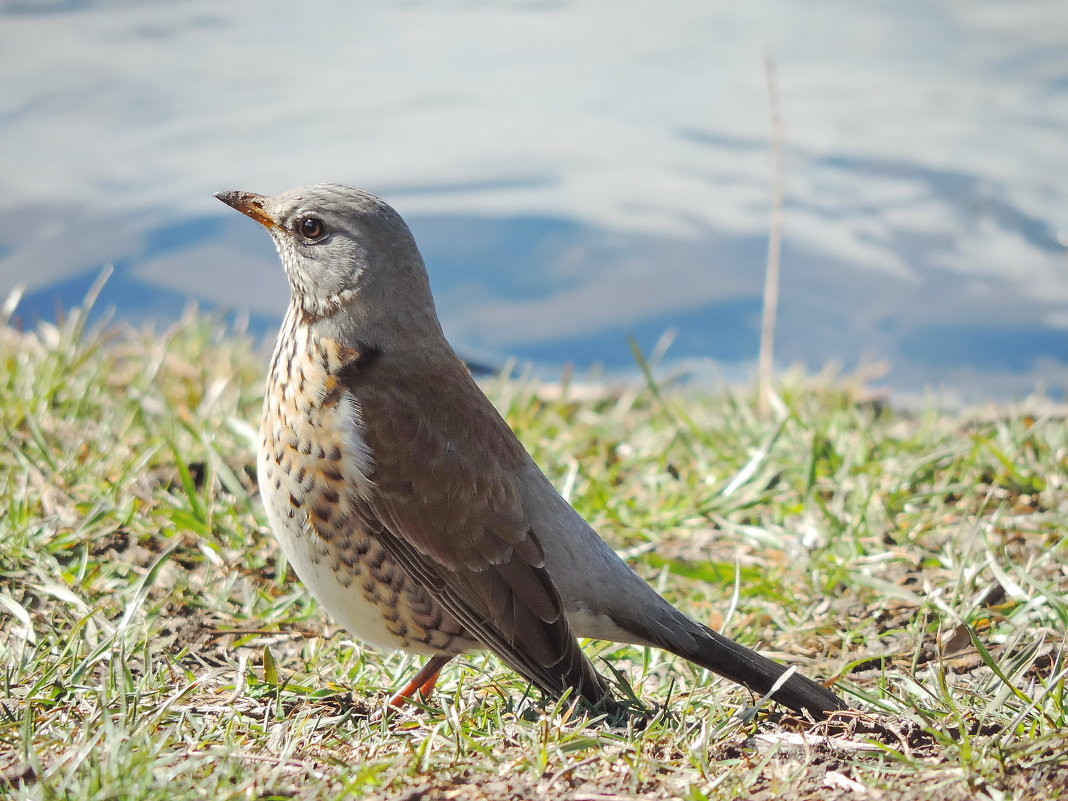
[297,216,326,240]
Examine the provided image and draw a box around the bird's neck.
[284,297,454,370]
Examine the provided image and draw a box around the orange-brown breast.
[257,309,475,655]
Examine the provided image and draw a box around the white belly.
[258,447,441,655]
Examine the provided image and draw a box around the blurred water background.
[1,0,1066,401]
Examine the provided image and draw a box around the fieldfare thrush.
[215,184,846,719]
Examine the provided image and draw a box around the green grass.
[0,291,1065,800]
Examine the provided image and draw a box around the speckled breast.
[257,308,474,656]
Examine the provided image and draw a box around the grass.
[0,289,1065,800]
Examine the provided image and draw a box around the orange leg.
[386,654,453,709]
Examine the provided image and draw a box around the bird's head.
[216,184,441,341]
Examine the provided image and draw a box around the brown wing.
[346,349,611,707]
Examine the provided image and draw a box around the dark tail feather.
[671,624,847,718]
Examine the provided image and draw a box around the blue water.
[2,0,1066,400]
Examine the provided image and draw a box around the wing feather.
[343,351,611,707]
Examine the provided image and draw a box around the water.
[1,0,1066,400]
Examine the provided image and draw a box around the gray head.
[216,184,443,343]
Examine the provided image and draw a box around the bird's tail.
[612,604,847,718]
[664,621,847,718]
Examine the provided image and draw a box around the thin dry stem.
[758,49,785,417]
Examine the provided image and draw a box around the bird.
[215,183,846,720]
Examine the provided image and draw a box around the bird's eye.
[297,216,326,240]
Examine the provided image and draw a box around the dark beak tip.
[214,189,277,229]
[214,190,243,208]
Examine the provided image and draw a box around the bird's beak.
[214,190,280,230]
